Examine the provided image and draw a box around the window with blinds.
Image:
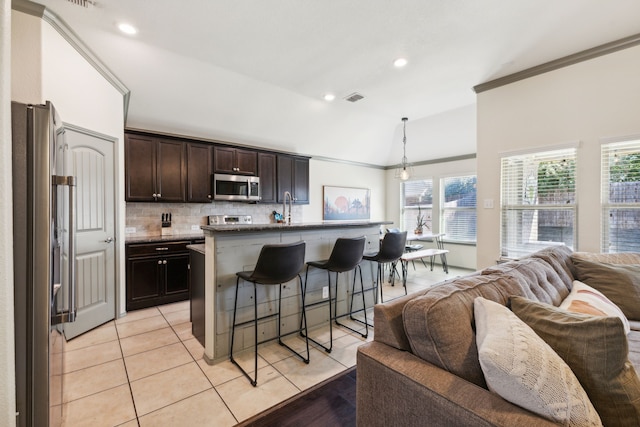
[441,175,477,243]
[601,139,640,253]
[401,179,433,232]
[500,147,577,259]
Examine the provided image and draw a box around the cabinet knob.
[157,260,162,265]
[152,193,157,198]
[207,195,211,199]
[157,193,161,198]
[163,260,167,265]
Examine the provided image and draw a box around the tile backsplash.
[125,202,303,237]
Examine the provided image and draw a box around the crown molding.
[474,32,640,93]
[12,0,130,120]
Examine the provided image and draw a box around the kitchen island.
[199,221,391,363]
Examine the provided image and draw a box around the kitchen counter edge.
[201,221,392,233]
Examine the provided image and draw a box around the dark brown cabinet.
[277,155,310,204]
[258,152,277,203]
[126,240,198,311]
[125,134,186,202]
[186,142,214,202]
[214,146,258,175]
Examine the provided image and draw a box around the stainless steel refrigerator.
[12,101,77,427]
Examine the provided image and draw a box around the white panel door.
[63,126,116,340]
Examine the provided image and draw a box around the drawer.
[127,241,191,257]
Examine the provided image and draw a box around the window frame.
[601,138,640,253]
[500,146,578,259]
[440,174,477,244]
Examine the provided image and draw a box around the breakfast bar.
[199,221,390,363]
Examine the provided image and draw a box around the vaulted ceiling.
[33,0,640,166]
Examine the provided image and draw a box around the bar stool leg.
[229,277,259,387]
[300,268,335,353]
[340,264,369,336]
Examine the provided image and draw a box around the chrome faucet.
[283,191,293,225]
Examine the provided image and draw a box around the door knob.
[104,237,114,243]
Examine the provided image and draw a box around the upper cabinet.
[258,152,277,203]
[277,155,309,204]
[214,146,258,175]
[125,131,310,204]
[125,134,186,202]
[186,142,214,202]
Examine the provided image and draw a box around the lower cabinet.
[126,240,200,311]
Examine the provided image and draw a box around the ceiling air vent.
[66,0,94,7]
[344,92,365,103]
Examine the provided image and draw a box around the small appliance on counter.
[208,214,252,225]
[161,212,173,235]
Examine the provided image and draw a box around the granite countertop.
[201,220,392,233]
[125,233,205,244]
[186,244,205,254]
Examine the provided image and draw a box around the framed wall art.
[323,185,371,221]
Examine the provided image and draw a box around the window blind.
[500,147,577,259]
[601,139,640,252]
[441,175,477,243]
[401,179,433,232]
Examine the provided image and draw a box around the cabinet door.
[157,140,186,202]
[126,256,162,311]
[293,157,309,204]
[187,143,214,202]
[258,152,277,203]
[235,149,258,175]
[164,253,190,296]
[125,135,157,202]
[277,155,293,203]
[213,146,236,174]
[277,155,309,204]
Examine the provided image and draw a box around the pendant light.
[395,117,413,181]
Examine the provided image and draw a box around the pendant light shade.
[395,117,413,181]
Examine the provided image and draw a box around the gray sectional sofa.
[356,246,640,426]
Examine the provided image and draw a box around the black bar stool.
[230,241,309,386]
[302,236,367,353]
[363,231,407,303]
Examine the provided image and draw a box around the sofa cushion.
[511,296,640,426]
[475,297,602,426]
[572,251,640,265]
[571,257,640,320]
[403,273,529,387]
[560,280,630,334]
[482,256,571,306]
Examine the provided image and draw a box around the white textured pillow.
[474,297,602,426]
[560,280,630,334]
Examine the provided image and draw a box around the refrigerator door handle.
[51,175,77,324]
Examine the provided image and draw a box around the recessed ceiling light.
[393,58,408,68]
[323,93,336,102]
[118,23,137,35]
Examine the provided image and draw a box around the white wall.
[476,44,640,269]
[304,159,387,222]
[11,10,126,313]
[1,1,16,426]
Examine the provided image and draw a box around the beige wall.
[304,158,387,222]
[476,44,640,269]
[1,1,16,425]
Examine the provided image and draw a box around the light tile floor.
[61,262,473,426]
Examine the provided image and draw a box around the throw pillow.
[474,297,601,426]
[571,257,640,320]
[511,296,640,426]
[560,280,630,334]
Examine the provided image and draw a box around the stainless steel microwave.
[212,173,260,202]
